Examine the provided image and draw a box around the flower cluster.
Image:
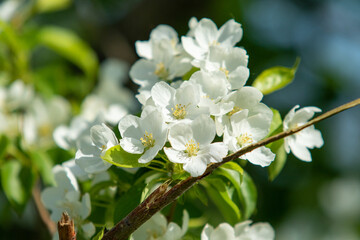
[117,17,277,177]
[38,17,325,240]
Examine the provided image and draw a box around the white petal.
[217,19,243,46]
[210,223,236,240]
[120,137,144,154]
[288,137,312,162]
[168,123,193,150]
[118,115,140,137]
[90,123,118,149]
[151,81,175,108]
[292,106,322,124]
[192,115,216,146]
[207,142,228,163]
[181,36,206,59]
[164,147,188,164]
[194,18,218,49]
[138,144,161,163]
[183,155,208,177]
[244,146,275,167]
[135,40,152,59]
[201,224,214,240]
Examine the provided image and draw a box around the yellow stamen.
[171,104,187,119]
[154,62,168,79]
[219,67,229,77]
[210,40,220,46]
[185,139,200,157]
[236,133,253,147]
[228,106,243,116]
[140,131,155,149]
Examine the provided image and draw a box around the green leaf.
[37,26,98,79]
[92,227,105,240]
[190,184,208,206]
[30,151,55,186]
[1,160,36,214]
[102,145,149,168]
[268,108,283,136]
[203,178,241,224]
[0,135,9,161]
[221,162,244,176]
[252,58,300,95]
[267,139,287,181]
[113,182,146,223]
[36,0,72,13]
[238,172,257,219]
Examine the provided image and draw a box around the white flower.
[53,116,103,150]
[41,165,95,239]
[41,166,92,223]
[151,81,208,123]
[201,220,275,240]
[283,105,324,162]
[188,70,233,116]
[182,18,243,61]
[119,109,168,163]
[224,110,275,167]
[75,123,117,174]
[131,210,189,240]
[164,115,228,177]
[130,42,192,94]
[215,87,273,136]
[195,46,249,90]
[135,24,181,59]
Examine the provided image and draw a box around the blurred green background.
[0,0,359,239]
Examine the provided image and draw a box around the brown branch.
[58,212,76,240]
[32,181,57,236]
[102,98,360,240]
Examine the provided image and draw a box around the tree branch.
[102,98,360,240]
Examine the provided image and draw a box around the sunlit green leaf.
[92,227,105,240]
[267,139,287,181]
[203,178,241,224]
[102,145,148,168]
[182,67,199,80]
[1,160,36,214]
[36,0,72,13]
[37,26,98,79]
[252,58,300,95]
[220,161,244,176]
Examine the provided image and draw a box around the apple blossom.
[164,115,228,177]
[224,110,275,167]
[119,109,168,163]
[283,105,324,162]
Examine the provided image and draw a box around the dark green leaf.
[1,160,36,214]
[113,182,146,223]
[203,178,241,224]
[238,172,257,219]
[252,58,300,95]
[102,145,149,168]
[267,139,287,181]
[191,184,208,206]
[0,135,9,161]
